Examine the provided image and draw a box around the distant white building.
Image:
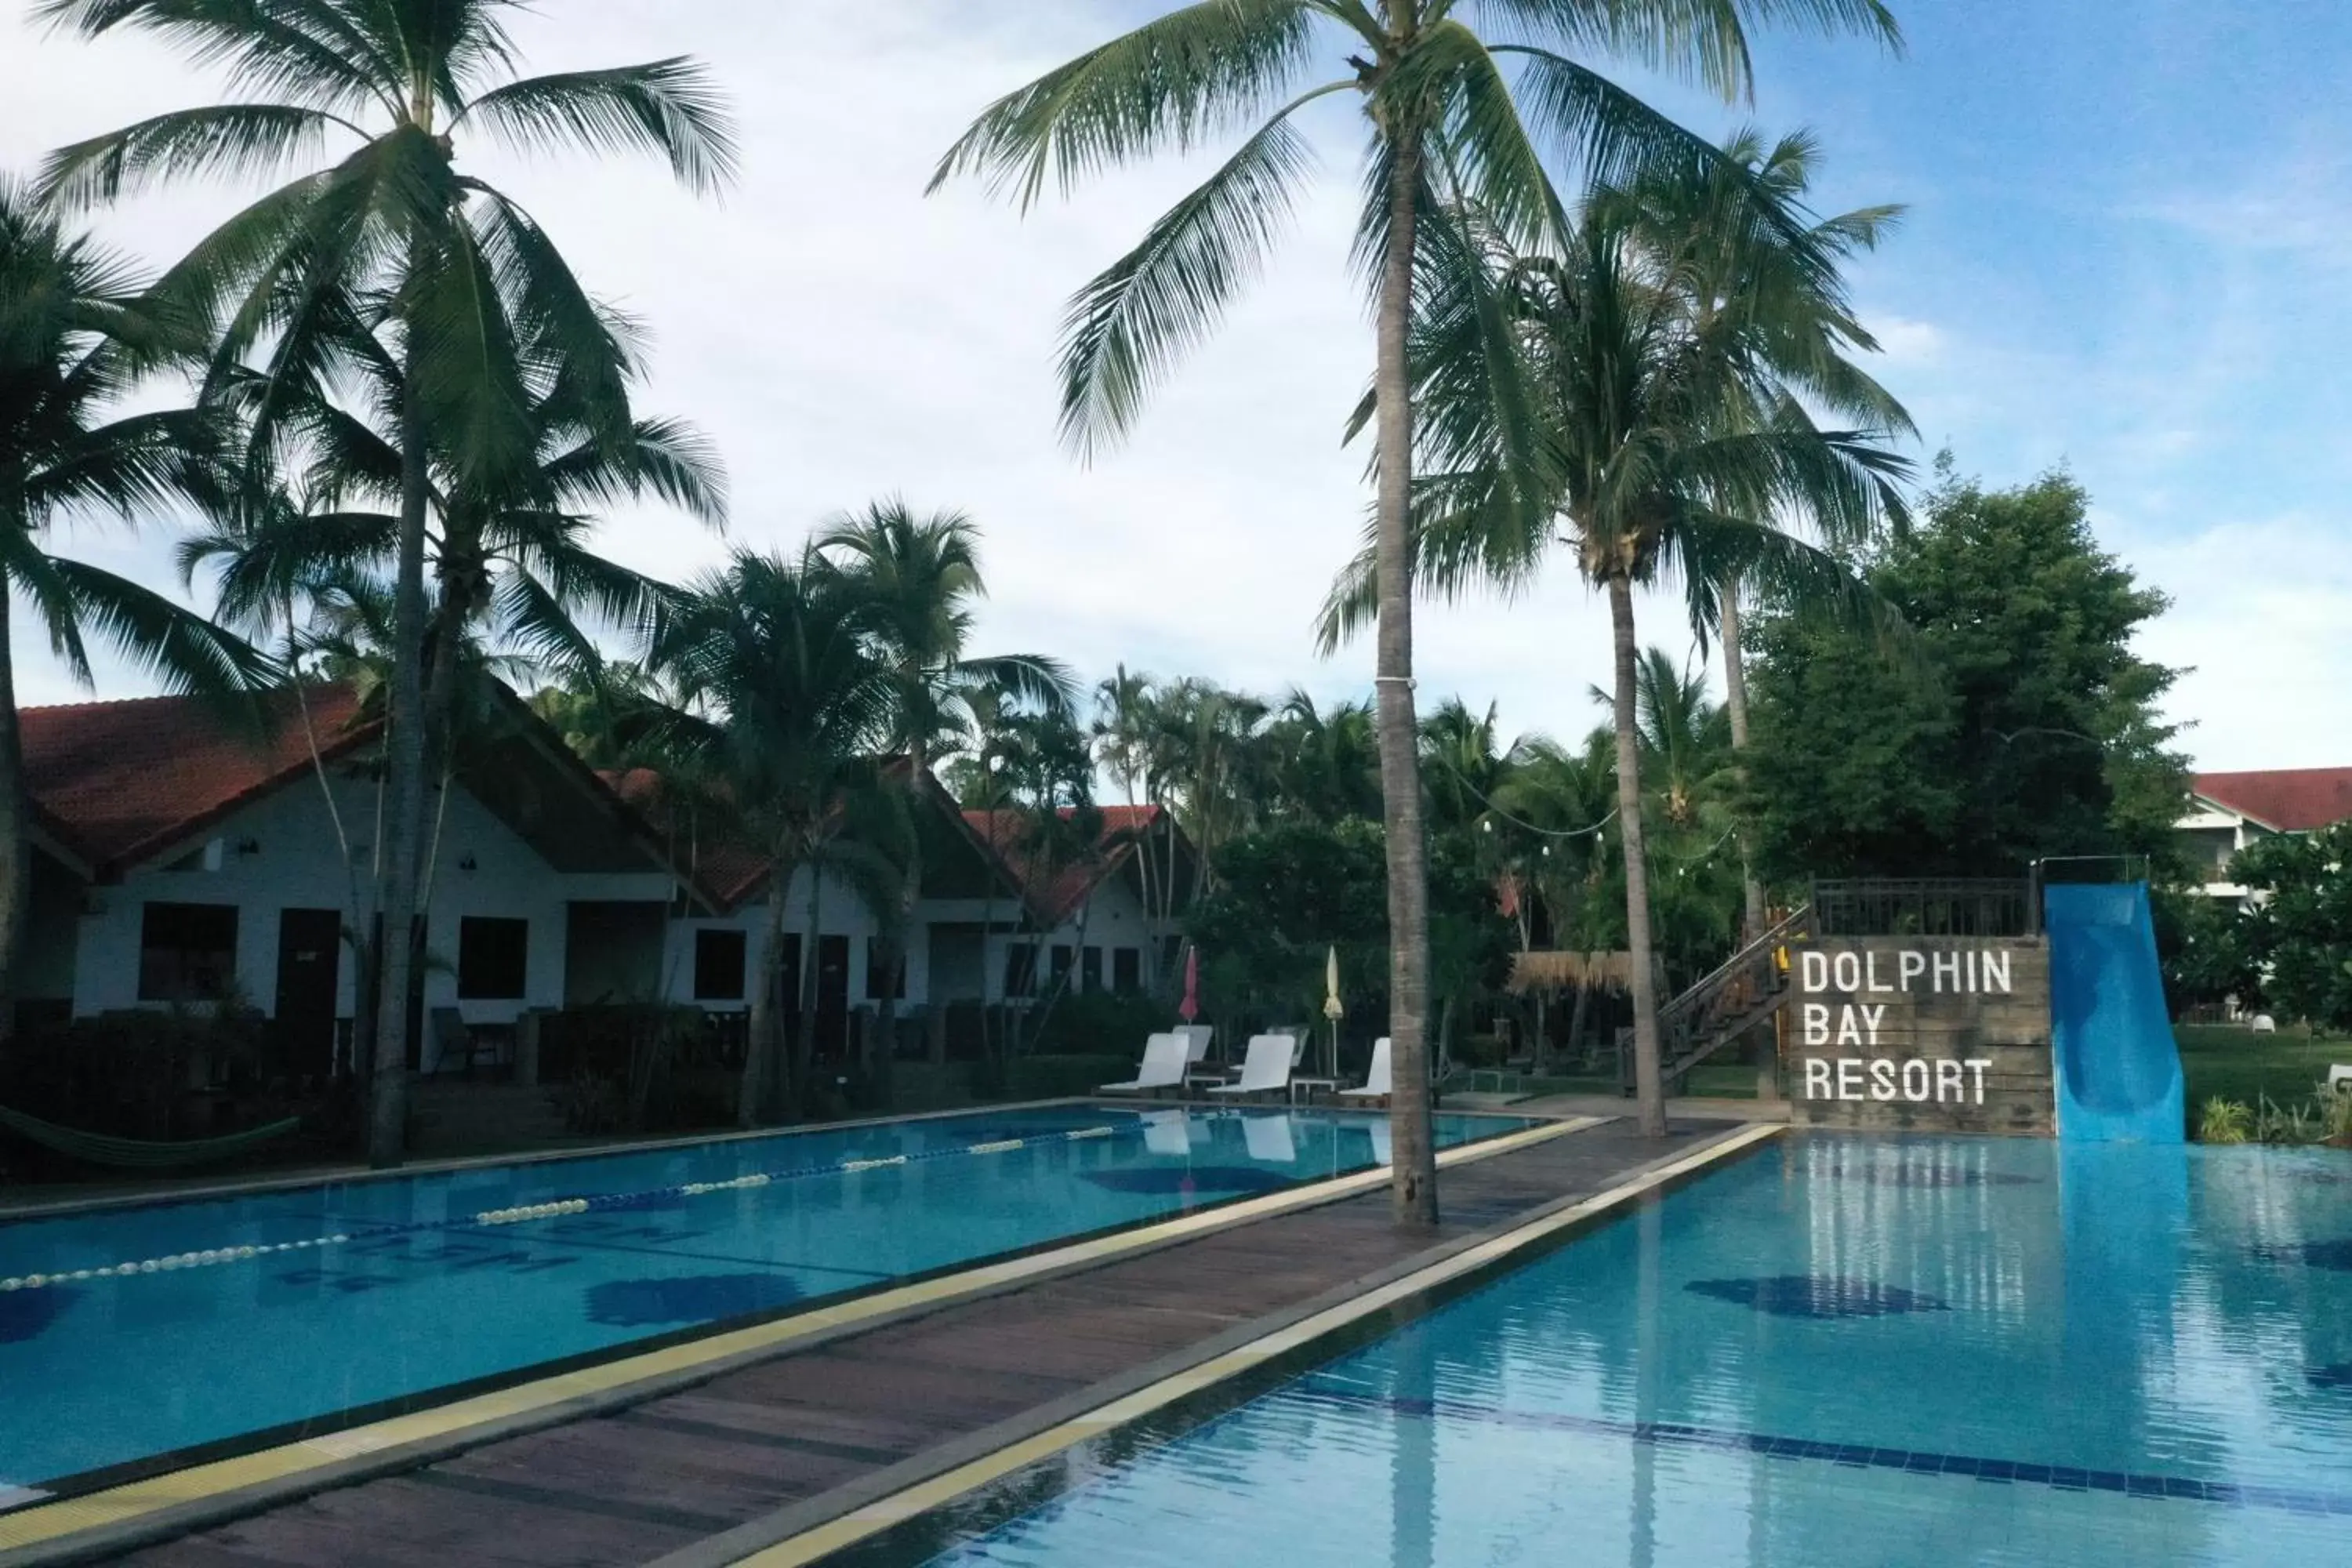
[2175,768,2352,900]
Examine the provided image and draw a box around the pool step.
[408,1080,570,1154]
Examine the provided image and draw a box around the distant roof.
[963,804,1170,926]
[2191,768,2352,833]
[22,687,373,878]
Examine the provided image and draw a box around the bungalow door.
[815,935,851,1059]
[274,909,343,1083]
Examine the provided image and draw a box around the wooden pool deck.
[49,1117,1769,1568]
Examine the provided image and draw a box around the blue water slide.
[2044,881,2186,1144]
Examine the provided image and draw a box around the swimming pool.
[880,1135,2352,1568]
[0,1103,1521,1500]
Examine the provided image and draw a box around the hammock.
[0,1104,304,1171]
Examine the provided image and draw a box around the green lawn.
[2176,1025,2349,1110]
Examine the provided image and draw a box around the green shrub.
[2196,1097,2252,1145]
[1007,1054,1141,1100]
[1021,992,1170,1058]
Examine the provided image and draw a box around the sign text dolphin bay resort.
[1794,945,2017,1106]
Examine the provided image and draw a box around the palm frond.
[459,57,740,196]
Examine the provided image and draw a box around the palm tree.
[1323,158,1911,1137]
[933,0,1899,1223]
[38,0,736,1166]
[816,500,1073,1089]
[0,180,272,1036]
[637,549,898,1127]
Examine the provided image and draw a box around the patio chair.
[430,1007,495,1076]
[1174,1025,1214,1065]
[1099,1033,1188,1094]
[1241,1112,1297,1163]
[1141,1109,1193,1156]
[1339,1037,1393,1103]
[1207,1034,1295,1101]
[2328,1065,2351,1094]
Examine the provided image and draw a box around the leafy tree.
[2234,824,2352,1033]
[1323,154,1909,1136]
[935,0,1900,1221]
[40,0,736,1165]
[637,549,898,1126]
[0,181,270,1036]
[1744,464,2190,882]
[818,501,1073,1087]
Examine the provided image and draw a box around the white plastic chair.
[1242,1112,1297,1163]
[2328,1065,2352,1094]
[1100,1033,1187,1093]
[1207,1034,1295,1099]
[1340,1037,1393,1102]
[1174,1025,1214,1065]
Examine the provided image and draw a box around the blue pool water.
[0,1104,1517,1496]
[906,1136,2352,1568]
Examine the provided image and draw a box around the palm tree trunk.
[368,361,433,1167]
[1609,571,1667,1138]
[1719,573,1766,942]
[796,861,825,1117]
[0,584,27,1044]
[741,849,792,1127]
[877,745,925,1105]
[1373,118,1436,1225]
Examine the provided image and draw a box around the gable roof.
[963,804,1176,927]
[606,760,1014,913]
[21,687,374,879]
[2190,768,2352,833]
[20,684,706,895]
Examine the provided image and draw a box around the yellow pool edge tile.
[735,1122,1784,1568]
[0,1115,1594,1557]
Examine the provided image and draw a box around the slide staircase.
[1620,905,1809,1092]
[2044,881,2185,1144]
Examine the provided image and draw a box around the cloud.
[2,0,2344,777]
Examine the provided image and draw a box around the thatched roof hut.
[1506,950,1650,995]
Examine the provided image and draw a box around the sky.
[0,0,2347,770]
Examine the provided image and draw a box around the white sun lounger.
[1174,1025,1214,1065]
[1207,1033,1295,1100]
[1242,1112,1297,1163]
[1339,1037,1393,1102]
[1142,1109,1192,1156]
[2328,1065,2352,1094]
[1100,1033,1187,1094]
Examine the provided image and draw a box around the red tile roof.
[964,804,1167,926]
[21,687,374,877]
[2192,768,2352,833]
[599,768,772,908]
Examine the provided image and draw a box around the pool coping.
[683,1120,1784,1568]
[0,1113,1592,1566]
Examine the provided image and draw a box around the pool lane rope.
[0,1122,1138,1292]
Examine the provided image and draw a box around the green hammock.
[0,1104,304,1171]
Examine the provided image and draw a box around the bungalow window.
[864,943,906,1000]
[1112,947,1141,993]
[1080,946,1103,993]
[695,929,746,1001]
[138,902,238,1001]
[457,916,528,1000]
[1004,945,1037,999]
[1049,945,1073,986]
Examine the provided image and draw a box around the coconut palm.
[816,500,1074,1087]
[636,548,897,1126]
[1322,157,1911,1136]
[0,180,274,1036]
[38,0,736,1165]
[934,0,1899,1222]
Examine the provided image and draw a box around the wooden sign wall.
[1787,937,2053,1135]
